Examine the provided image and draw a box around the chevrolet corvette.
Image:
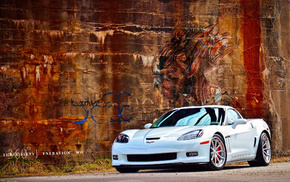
[112,105,271,173]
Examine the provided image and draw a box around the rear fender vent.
[254,137,257,147]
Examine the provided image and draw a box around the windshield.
[151,107,225,128]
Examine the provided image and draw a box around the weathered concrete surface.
[0,0,289,164]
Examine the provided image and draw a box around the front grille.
[127,153,177,162]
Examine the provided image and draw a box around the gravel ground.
[2,162,290,182]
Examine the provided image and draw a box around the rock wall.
[0,0,289,164]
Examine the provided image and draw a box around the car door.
[225,109,256,161]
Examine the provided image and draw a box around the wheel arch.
[251,119,271,140]
[213,132,225,142]
[261,130,271,143]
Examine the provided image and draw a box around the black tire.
[115,167,139,173]
[248,132,271,166]
[207,134,227,170]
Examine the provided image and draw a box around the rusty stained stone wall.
[0,0,289,164]
[259,0,290,154]
[0,0,175,163]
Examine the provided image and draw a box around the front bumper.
[112,138,210,167]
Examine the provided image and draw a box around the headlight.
[115,133,129,143]
[177,130,203,141]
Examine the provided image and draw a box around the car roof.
[171,105,233,110]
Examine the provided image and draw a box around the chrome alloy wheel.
[261,133,271,163]
[210,136,226,168]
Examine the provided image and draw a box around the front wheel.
[248,132,271,166]
[207,134,227,170]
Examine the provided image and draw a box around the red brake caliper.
[217,146,220,160]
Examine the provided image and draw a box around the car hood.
[130,126,205,140]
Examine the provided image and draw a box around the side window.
[227,109,241,125]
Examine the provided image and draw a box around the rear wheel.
[248,132,271,166]
[208,134,227,170]
[115,167,139,173]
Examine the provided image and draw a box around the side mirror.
[232,119,247,129]
[144,123,152,129]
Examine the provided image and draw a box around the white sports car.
[112,105,271,173]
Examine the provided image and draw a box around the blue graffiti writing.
[71,100,101,124]
[104,92,133,123]
[71,99,102,107]
[72,104,90,124]
[72,92,132,124]
[90,103,101,124]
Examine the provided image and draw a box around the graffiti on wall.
[72,92,132,124]
[103,92,133,123]
[153,23,232,106]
